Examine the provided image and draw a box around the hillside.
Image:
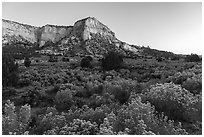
[2,17,202,135]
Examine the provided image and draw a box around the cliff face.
[2,19,73,46]
[40,25,73,46]
[2,17,139,56]
[71,17,115,41]
[2,19,37,44]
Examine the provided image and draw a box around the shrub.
[111,85,130,104]
[75,82,103,98]
[2,100,31,135]
[167,69,202,94]
[185,54,201,62]
[55,89,74,111]
[99,112,117,135]
[24,57,31,67]
[167,71,194,85]
[113,96,187,135]
[48,55,58,62]
[171,56,180,61]
[35,109,67,134]
[182,76,202,94]
[2,53,19,87]
[45,85,60,97]
[80,56,93,68]
[105,79,139,104]
[58,119,98,135]
[79,105,111,125]
[143,83,199,122]
[101,51,123,71]
[156,57,163,62]
[62,56,70,62]
[20,87,42,107]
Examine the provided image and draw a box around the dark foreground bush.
[101,51,123,71]
[24,57,31,67]
[2,53,19,87]
[80,56,93,68]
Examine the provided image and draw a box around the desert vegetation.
[2,50,202,135]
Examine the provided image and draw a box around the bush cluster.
[142,83,201,123]
[80,56,93,68]
[48,55,58,62]
[2,100,31,135]
[2,53,19,87]
[113,96,188,135]
[167,68,202,94]
[101,51,123,71]
[3,98,188,135]
[185,54,201,62]
[2,51,202,135]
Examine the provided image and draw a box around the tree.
[80,56,93,68]
[24,57,31,67]
[101,51,123,71]
[185,54,201,62]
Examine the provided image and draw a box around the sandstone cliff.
[2,19,37,44]
[40,24,73,46]
[2,17,139,56]
[71,17,115,41]
[2,19,73,46]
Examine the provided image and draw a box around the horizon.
[2,2,202,55]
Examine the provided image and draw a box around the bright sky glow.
[2,2,202,55]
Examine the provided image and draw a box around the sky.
[2,2,202,55]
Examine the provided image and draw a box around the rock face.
[40,25,73,46]
[2,19,73,46]
[2,17,139,57]
[2,19,37,44]
[72,17,115,41]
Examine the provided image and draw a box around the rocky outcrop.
[2,17,139,56]
[71,17,115,41]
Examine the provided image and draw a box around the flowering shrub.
[182,75,202,94]
[167,66,202,94]
[59,119,98,135]
[79,105,111,125]
[43,119,98,135]
[167,71,193,85]
[2,100,31,135]
[143,83,200,123]
[113,96,187,135]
